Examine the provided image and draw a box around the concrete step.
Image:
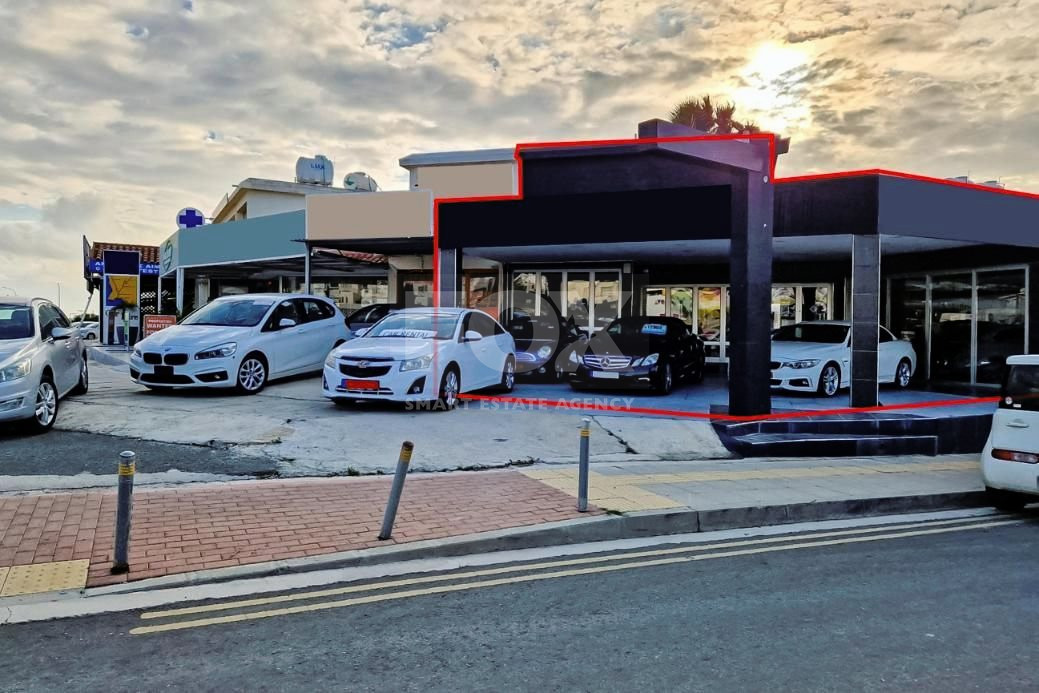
[726,433,939,457]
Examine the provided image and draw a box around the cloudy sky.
[2,0,1037,311]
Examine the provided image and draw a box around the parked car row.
[125,294,924,405]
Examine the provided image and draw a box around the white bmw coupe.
[770,321,917,397]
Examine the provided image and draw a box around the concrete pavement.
[54,361,733,476]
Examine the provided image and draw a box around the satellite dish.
[176,207,206,229]
[343,171,380,192]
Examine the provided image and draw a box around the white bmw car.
[771,321,917,397]
[130,294,351,394]
[322,307,516,409]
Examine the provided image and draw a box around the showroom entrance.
[888,265,1029,387]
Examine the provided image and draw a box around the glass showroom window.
[511,269,622,334]
[889,266,1028,385]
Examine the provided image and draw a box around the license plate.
[591,371,620,379]
[155,365,174,377]
[343,379,379,390]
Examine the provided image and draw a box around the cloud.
[0,0,1038,308]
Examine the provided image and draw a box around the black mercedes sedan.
[566,316,705,394]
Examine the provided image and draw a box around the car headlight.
[569,350,580,364]
[194,342,237,360]
[132,345,142,359]
[632,353,659,367]
[536,345,553,359]
[325,351,338,368]
[0,359,30,383]
[783,359,820,369]
[400,354,433,372]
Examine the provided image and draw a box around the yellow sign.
[106,275,138,307]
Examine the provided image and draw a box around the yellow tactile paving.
[523,458,980,513]
[0,560,89,597]
[0,567,9,594]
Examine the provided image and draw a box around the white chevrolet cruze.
[771,321,917,397]
[131,294,350,394]
[981,355,1039,510]
[322,307,516,409]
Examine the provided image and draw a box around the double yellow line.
[132,516,1019,635]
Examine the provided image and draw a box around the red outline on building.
[431,133,1023,422]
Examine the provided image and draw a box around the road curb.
[86,489,988,598]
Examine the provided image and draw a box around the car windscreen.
[180,298,276,327]
[772,324,849,344]
[1002,365,1039,412]
[0,305,34,340]
[605,319,674,338]
[366,313,458,340]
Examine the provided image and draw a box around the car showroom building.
[302,119,1039,416]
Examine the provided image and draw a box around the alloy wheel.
[821,366,839,396]
[35,381,57,427]
[442,370,459,408]
[503,359,515,391]
[897,361,911,388]
[238,358,266,392]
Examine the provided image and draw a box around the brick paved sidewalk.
[0,470,594,593]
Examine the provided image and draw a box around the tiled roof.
[91,242,160,264]
[321,249,387,264]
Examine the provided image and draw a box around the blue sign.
[176,207,206,229]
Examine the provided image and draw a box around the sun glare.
[732,41,812,133]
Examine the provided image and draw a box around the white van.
[982,355,1039,510]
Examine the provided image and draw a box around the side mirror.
[50,326,73,341]
[464,330,483,342]
[355,327,369,337]
[279,318,297,329]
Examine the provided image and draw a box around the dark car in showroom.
[344,303,401,333]
[505,297,587,380]
[566,316,705,394]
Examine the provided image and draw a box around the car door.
[261,299,305,375]
[460,311,499,389]
[299,299,340,369]
[878,327,899,381]
[37,303,77,394]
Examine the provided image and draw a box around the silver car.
[0,297,88,432]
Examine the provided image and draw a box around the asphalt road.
[0,427,279,478]
[2,517,1037,691]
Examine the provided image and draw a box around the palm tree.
[669,95,761,134]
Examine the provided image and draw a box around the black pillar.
[1029,262,1039,355]
[437,247,463,308]
[850,234,881,407]
[728,169,774,416]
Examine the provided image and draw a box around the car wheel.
[986,487,1029,512]
[71,357,89,396]
[436,367,460,411]
[500,357,516,393]
[27,375,59,433]
[656,362,674,395]
[817,363,840,397]
[690,356,705,384]
[236,354,268,395]
[895,359,912,389]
